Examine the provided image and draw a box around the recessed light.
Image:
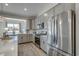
[24,8,27,11]
[5,3,8,6]
[44,13,48,16]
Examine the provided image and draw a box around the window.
[6,23,20,35]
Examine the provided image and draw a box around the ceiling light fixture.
[24,8,27,11]
[44,13,48,17]
[5,3,8,6]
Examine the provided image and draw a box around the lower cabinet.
[18,34,34,44]
[48,48,59,56]
[40,35,47,53]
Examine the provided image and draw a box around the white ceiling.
[0,3,57,18]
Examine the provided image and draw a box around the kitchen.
[17,3,76,56]
[0,3,77,56]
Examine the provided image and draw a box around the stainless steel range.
[35,35,40,47]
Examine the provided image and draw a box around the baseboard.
[18,41,33,45]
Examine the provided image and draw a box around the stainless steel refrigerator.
[47,10,75,56]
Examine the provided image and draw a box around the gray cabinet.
[18,34,34,44]
[40,35,47,52]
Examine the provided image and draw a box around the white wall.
[0,20,5,38]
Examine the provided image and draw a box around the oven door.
[35,36,40,47]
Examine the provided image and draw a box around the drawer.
[47,44,72,56]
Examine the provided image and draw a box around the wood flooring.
[18,43,46,56]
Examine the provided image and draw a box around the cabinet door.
[47,46,58,56]
[40,38,44,50]
[40,35,47,52]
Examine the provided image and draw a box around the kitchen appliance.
[37,22,44,29]
[35,34,40,47]
[47,10,75,56]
